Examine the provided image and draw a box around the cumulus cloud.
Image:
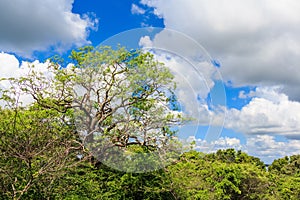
[245,135,300,164]
[186,136,242,152]
[0,52,20,78]
[188,135,300,163]
[0,52,52,107]
[0,52,52,79]
[173,86,300,141]
[140,0,300,100]
[0,0,98,57]
[225,87,300,139]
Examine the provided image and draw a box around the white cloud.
[0,0,98,57]
[245,135,300,164]
[140,0,300,101]
[186,136,242,152]
[173,86,300,142]
[213,137,242,149]
[188,135,300,163]
[139,35,153,47]
[225,87,300,139]
[0,52,52,79]
[131,4,146,15]
[0,53,52,107]
[0,52,20,78]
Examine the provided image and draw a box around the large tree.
[1,46,184,173]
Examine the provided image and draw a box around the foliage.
[268,155,300,199]
[0,105,86,199]
[204,149,266,170]
[268,155,300,176]
[48,161,175,200]
[166,150,271,200]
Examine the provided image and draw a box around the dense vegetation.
[0,46,299,199]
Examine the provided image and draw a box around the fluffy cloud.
[174,86,300,141]
[140,0,300,101]
[225,87,300,139]
[188,135,300,163]
[0,0,98,57]
[0,52,51,106]
[245,135,300,164]
[0,52,20,78]
[0,52,51,79]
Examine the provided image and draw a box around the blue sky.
[1,0,300,164]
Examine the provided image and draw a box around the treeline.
[0,103,299,199]
[52,149,300,200]
[1,126,300,200]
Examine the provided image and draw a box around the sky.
[0,0,300,164]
